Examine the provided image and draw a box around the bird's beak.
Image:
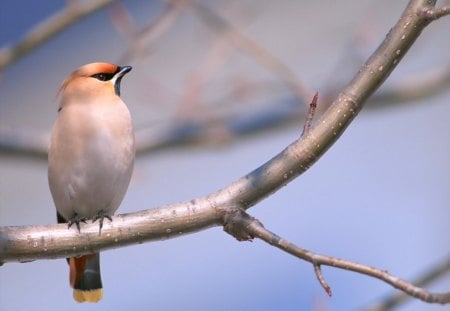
[117,66,132,78]
[113,66,132,96]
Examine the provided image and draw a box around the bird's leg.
[92,210,112,234]
[67,213,88,233]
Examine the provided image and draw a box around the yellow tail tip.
[73,288,103,303]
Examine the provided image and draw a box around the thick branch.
[0,0,443,264]
[0,199,221,263]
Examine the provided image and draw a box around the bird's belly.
[51,131,134,220]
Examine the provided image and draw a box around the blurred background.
[0,0,449,310]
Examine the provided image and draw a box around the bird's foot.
[92,211,112,235]
[68,214,88,233]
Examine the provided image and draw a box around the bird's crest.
[57,62,119,97]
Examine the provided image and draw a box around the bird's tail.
[69,253,103,303]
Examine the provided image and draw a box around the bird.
[48,62,135,303]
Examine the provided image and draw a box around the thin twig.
[240,211,450,304]
[421,5,450,20]
[364,256,450,310]
[313,263,332,297]
[301,92,318,137]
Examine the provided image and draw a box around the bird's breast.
[48,99,135,219]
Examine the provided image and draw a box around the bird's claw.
[92,211,112,234]
[68,215,88,233]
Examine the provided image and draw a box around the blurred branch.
[0,0,116,71]
[178,27,240,120]
[2,61,449,158]
[1,1,449,157]
[189,1,313,104]
[114,0,186,64]
[369,63,450,106]
[0,127,50,158]
[1,0,449,304]
[0,97,303,159]
[364,255,450,310]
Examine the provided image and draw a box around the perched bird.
[48,62,135,303]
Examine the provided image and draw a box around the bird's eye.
[91,73,113,81]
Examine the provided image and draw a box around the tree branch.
[0,0,441,262]
[365,256,450,310]
[301,92,318,137]
[421,5,450,21]
[0,199,221,263]
[231,210,450,304]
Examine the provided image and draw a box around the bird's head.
[57,63,132,105]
